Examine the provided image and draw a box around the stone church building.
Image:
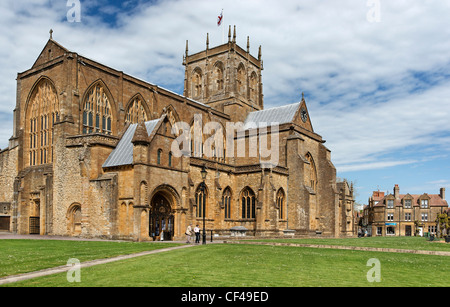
[0,27,355,240]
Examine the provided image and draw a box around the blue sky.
[0,0,450,206]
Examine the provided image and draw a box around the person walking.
[185,224,193,243]
[194,224,200,244]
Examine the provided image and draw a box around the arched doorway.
[149,193,174,241]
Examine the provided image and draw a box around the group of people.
[185,224,201,244]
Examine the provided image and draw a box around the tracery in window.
[277,188,285,219]
[125,96,148,125]
[195,184,207,218]
[223,187,232,219]
[28,78,59,166]
[83,83,112,135]
[305,153,318,192]
[241,187,256,219]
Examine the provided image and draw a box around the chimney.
[394,184,400,199]
[440,188,445,200]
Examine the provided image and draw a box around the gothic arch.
[67,203,82,236]
[213,61,225,93]
[305,153,318,192]
[81,79,117,135]
[276,188,286,219]
[236,63,246,96]
[249,71,258,103]
[191,67,203,98]
[240,186,256,219]
[124,93,150,125]
[149,184,181,209]
[25,76,60,166]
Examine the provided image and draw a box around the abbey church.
[0,27,355,240]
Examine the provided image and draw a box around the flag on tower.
[217,10,223,26]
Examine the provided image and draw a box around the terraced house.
[0,28,354,240]
[364,184,448,236]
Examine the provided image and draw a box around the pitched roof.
[243,102,301,129]
[374,194,448,208]
[102,118,161,168]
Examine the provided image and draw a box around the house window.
[387,213,394,221]
[421,213,428,221]
[241,188,256,219]
[405,213,411,221]
[387,199,394,209]
[421,199,428,208]
[377,227,382,236]
[404,199,411,208]
[386,226,395,235]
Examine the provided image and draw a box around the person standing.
[194,224,200,244]
[185,224,193,243]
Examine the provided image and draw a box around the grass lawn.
[2,238,449,287]
[248,236,450,252]
[0,240,181,278]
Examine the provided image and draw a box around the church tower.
[183,26,263,122]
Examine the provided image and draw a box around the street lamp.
[200,165,207,245]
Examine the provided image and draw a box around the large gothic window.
[125,96,148,125]
[241,187,256,219]
[27,79,60,166]
[83,84,112,135]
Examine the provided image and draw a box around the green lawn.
[2,238,449,287]
[248,236,450,252]
[0,240,181,278]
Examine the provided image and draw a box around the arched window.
[305,153,318,192]
[192,68,202,98]
[250,71,258,103]
[237,64,246,96]
[223,187,232,219]
[277,188,285,220]
[27,78,60,166]
[195,185,207,218]
[190,117,203,158]
[157,149,162,165]
[125,96,148,125]
[140,182,148,206]
[83,83,112,135]
[168,152,173,167]
[214,62,224,92]
[241,187,256,219]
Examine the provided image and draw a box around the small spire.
[258,45,262,61]
[185,40,189,57]
[206,33,209,49]
[228,25,231,42]
[302,92,305,101]
[49,29,53,40]
[233,25,236,43]
[247,36,250,52]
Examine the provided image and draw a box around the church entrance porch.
[149,193,174,241]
